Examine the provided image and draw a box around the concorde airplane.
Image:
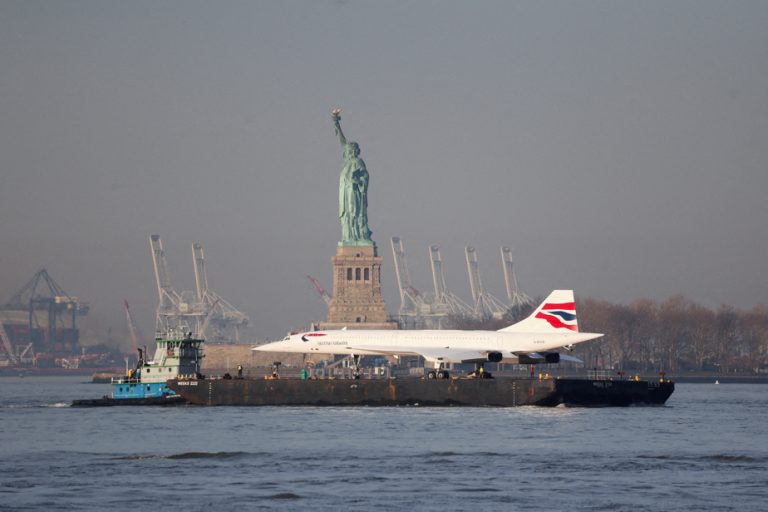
[253,290,602,379]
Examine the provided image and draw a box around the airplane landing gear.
[351,354,361,380]
[427,364,450,379]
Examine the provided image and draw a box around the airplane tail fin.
[499,290,579,333]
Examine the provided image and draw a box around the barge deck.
[167,377,674,407]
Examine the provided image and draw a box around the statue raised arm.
[331,108,347,146]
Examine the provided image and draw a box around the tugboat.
[72,329,204,406]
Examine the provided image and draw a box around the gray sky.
[1,1,766,342]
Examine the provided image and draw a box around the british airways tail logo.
[535,302,578,331]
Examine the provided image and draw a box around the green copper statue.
[332,108,373,246]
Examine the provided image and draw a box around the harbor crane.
[465,247,508,321]
[149,235,248,341]
[500,247,533,308]
[150,234,194,335]
[428,245,475,320]
[1,268,88,362]
[390,237,451,328]
[391,236,422,327]
[191,242,249,342]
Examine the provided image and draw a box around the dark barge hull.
[71,395,187,407]
[167,378,674,407]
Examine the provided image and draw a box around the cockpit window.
[283,336,290,341]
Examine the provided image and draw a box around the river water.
[0,376,766,511]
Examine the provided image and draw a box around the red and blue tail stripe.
[536,302,578,331]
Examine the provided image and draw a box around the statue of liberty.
[332,108,373,246]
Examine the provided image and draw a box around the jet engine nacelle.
[486,352,503,363]
[517,352,560,365]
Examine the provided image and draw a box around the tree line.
[454,296,768,374]
[577,296,767,374]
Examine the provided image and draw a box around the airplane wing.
[346,344,492,365]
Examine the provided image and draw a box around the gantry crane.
[149,235,248,341]
[190,242,249,342]
[192,243,249,341]
[149,234,191,335]
[1,268,88,360]
[500,247,533,308]
[390,237,449,328]
[465,247,508,321]
[428,245,475,320]
[391,237,424,326]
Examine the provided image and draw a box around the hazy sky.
[1,1,766,342]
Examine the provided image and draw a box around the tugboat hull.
[71,395,187,407]
[168,377,674,407]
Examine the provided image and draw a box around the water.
[1,377,766,511]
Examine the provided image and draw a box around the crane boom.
[306,276,332,306]
[149,235,180,307]
[465,247,482,304]
[192,243,210,302]
[149,234,184,333]
[429,245,447,301]
[123,299,144,348]
[500,247,533,307]
[465,246,508,320]
[428,245,475,319]
[390,237,423,313]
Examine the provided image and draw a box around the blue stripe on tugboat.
[72,330,204,406]
[112,381,175,399]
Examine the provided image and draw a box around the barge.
[167,375,674,407]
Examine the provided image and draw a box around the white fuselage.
[255,329,600,363]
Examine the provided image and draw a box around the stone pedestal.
[318,244,398,330]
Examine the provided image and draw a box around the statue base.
[318,244,398,330]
